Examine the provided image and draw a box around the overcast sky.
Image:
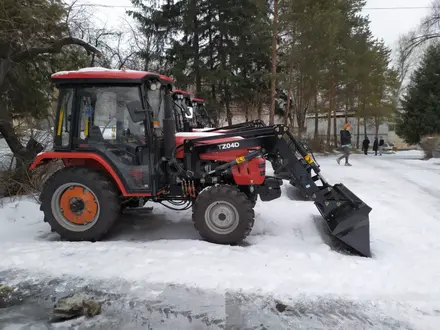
[72,0,434,52]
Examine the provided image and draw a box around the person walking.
[378,136,384,156]
[362,136,370,155]
[373,137,378,156]
[336,123,352,166]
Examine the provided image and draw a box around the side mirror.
[185,106,194,119]
[126,100,146,122]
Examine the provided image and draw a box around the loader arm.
[181,124,372,257]
[203,119,266,133]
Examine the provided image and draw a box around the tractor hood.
[174,131,252,158]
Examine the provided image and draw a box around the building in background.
[304,112,414,149]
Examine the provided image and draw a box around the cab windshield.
[77,85,145,142]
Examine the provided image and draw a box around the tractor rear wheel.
[192,185,255,244]
[40,167,120,241]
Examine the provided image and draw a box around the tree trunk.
[224,82,232,126]
[0,111,26,158]
[363,117,367,137]
[356,116,360,149]
[284,87,292,126]
[211,84,220,126]
[209,6,215,102]
[326,109,331,146]
[244,104,249,122]
[219,30,228,126]
[226,103,232,126]
[0,111,43,174]
[257,93,262,120]
[191,0,201,94]
[329,82,337,147]
[326,79,332,147]
[269,0,278,125]
[296,106,307,139]
[375,116,380,137]
[314,87,318,138]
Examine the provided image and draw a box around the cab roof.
[192,97,205,103]
[51,67,174,85]
[173,89,192,99]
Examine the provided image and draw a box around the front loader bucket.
[314,183,372,257]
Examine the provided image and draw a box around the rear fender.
[29,151,134,196]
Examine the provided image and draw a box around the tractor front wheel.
[192,185,255,244]
[40,167,120,241]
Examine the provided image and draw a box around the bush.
[0,159,63,198]
[419,135,440,159]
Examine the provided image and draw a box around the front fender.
[28,151,54,170]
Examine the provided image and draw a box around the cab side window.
[55,88,74,148]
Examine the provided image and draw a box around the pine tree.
[396,43,440,144]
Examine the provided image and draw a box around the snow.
[52,67,146,76]
[52,67,121,76]
[1,151,440,326]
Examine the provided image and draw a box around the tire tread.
[41,166,120,241]
[192,184,254,244]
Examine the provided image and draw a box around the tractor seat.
[89,125,104,141]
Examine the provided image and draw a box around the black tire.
[192,185,255,244]
[248,193,257,208]
[238,186,257,208]
[40,167,120,241]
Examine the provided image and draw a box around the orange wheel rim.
[58,186,99,225]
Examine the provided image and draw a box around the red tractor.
[29,68,372,257]
[190,97,216,130]
[172,89,193,132]
[172,93,215,132]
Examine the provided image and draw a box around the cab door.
[74,85,153,194]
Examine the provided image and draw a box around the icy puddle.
[0,272,430,330]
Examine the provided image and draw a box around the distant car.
[382,142,397,153]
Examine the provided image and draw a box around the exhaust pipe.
[163,90,176,160]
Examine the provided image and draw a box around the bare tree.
[394,31,424,99]
[67,2,144,70]
[401,0,440,72]
[0,0,102,167]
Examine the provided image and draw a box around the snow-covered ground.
[1,150,440,328]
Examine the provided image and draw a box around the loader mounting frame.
[180,124,372,257]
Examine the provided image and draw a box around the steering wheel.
[101,116,117,136]
[123,128,145,145]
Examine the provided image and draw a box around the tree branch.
[11,37,102,62]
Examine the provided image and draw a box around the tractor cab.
[172,90,194,132]
[50,67,175,195]
[191,98,215,129]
